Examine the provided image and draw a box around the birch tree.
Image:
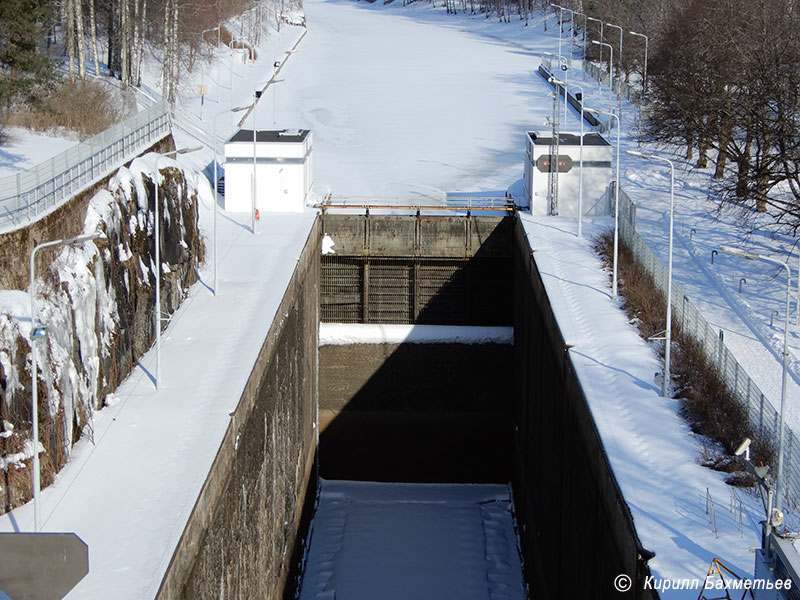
[88,0,101,75]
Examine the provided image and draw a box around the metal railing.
[316,195,515,213]
[0,101,171,233]
[583,61,642,106]
[614,184,800,509]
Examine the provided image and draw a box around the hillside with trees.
[0,0,300,138]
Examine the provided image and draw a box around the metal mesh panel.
[320,257,362,323]
[367,260,413,324]
[614,183,800,508]
[0,101,171,233]
[320,255,511,326]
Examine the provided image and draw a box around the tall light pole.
[605,22,623,82]
[543,52,570,123]
[252,89,262,235]
[573,11,588,62]
[628,30,648,95]
[721,246,791,517]
[551,77,585,238]
[591,40,614,103]
[153,146,201,390]
[562,7,574,52]
[213,105,252,295]
[587,16,603,67]
[552,4,565,62]
[201,26,221,105]
[29,230,105,532]
[585,107,621,298]
[627,150,675,397]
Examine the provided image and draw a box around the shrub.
[593,230,774,485]
[2,79,133,140]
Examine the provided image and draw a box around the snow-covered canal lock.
[162,211,653,599]
[304,213,522,599]
[287,212,655,599]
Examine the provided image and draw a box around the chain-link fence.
[613,184,800,509]
[0,101,171,233]
[583,61,642,106]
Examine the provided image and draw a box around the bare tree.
[88,0,101,75]
[74,0,86,79]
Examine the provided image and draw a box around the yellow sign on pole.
[197,84,208,96]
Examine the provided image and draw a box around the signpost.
[0,533,89,600]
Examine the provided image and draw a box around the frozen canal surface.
[298,480,527,600]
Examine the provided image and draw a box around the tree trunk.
[121,0,130,88]
[696,135,708,169]
[714,113,731,179]
[736,131,752,199]
[75,0,86,80]
[107,0,115,75]
[89,0,100,76]
[131,0,140,86]
[135,0,147,86]
[161,0,170,97]
[66,0,76,82]
[169,0,179,106]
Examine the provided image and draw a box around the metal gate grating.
[321,256,511,325]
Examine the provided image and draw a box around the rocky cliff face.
[0,155,205,513]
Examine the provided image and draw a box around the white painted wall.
[524,132,612,218]
[223,130,313,214]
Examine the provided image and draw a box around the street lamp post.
[605,22,623,82]
[591,40,614,103]
[29,230,104,532]
[201,26,222,105]
[585,107,621,298]
[628,30,648,95]
[627,150,675,397]
[573,11,588,62]
[552,4,564,61]
[562,7,574,53]
[721,245,791,517]
[543,52,570,123]
[586,16,603,67]
[213,105,252,295]
[153,147,201,390]
[252,89,262,235]
[551,77,585,238]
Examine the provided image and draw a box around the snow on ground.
[0,127,78,179]
[0,180,317,600]
[521,214,763,594]
[319,323,513,345]
[299,479,527,600]
[2,0,792,595]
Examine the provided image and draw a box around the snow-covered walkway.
[0,176,316,599]
[520,214,762,594]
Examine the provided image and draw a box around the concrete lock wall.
[319,342,514,483]
[155,220,320,600]
[317,214,516,484]
[511,217,656,600]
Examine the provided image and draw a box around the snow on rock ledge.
[0,154,204,513]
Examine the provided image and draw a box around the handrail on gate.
[315,195,516,214]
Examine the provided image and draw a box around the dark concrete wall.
[156,220,320,600]
[319,213,511,258]
[319,342,513,483]
[319,214,514,325]
[511,217,656,600]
